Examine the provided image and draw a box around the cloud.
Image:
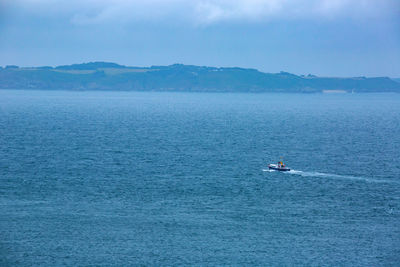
[3,0,399,25]
[192,0,399,24]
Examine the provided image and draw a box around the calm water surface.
[1,90,399,266]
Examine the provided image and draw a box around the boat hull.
[268,167,290,171]
[268,165,290,171]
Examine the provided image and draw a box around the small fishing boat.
[268,160,290,171]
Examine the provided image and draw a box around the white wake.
[263,168,396,184]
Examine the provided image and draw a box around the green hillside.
[1,62,399,93]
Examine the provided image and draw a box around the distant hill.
[1,62,399,93]
[55,62,127,70]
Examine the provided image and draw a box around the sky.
[0,0,399,77]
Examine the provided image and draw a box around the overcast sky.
[0,0,399,77]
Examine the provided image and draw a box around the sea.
[1,90,399,266]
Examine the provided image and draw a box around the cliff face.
[1,62,399,93]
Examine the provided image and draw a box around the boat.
[268,160,290,171]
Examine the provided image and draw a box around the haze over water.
[1,90,399,265]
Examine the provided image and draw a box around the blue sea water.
[0,90,399,266]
